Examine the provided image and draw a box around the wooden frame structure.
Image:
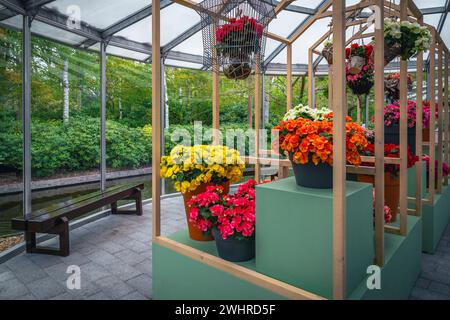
[151,0,450,300]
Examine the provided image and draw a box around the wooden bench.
[11,183,144,257]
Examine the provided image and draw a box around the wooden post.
[308,49,315,108]
[212,23,220,145]
[398,0,408,236]
[356,96,361,123]
[437,43,443,193]
[255,63,261,182]
[152,0,161,238]
[328,65,333,110]
[374,0,385,266]
[429,31,436,203]
[287,44,293,110]
[415,18,423,216]
[445,50,450,186]
[332,0,346,300]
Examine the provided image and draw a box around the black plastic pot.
[290,159,333,189]
[384,124,416,155]
[212,228,255,262]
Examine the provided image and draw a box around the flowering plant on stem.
[282,104,331,121]
[382,100,417,128]
[422,101,439,129]
[188,180,257,240]
[372,188,392,224]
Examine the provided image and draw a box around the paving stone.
[0,269,15,282]
[414,277,431,289]
[26,276,66,300]
[133,258,152,276]
[103,260,142,281]
[60,251,91,266]
[0,278,30,299]
[126,274,152,299]
[86,249,121,266]
[120,290,149,300]
[79,261,112,282]
[85,291,110,300]
[51,292,77,300]
[28,253,64,269]
[93,275,135,299]
[123,240,149,254]
[410,287,450,300]
[114,249,147,265]
[10,261,49,284]
[96,240,126,254]
[429,282,450,297]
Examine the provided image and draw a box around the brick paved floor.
[0,195,449,300]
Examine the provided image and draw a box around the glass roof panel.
[172,30,204,56]
[44,0,152,30]
[291,0,326,9]
[165,59,203,70]
[268,11,308,38]
[114,3,201,47]
[440,17,450,48]
[89,43,150,61]
[412,0,446,8]
[424,13,442,28]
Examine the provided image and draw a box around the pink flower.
[210,204,225,216]
[189,207,199,221]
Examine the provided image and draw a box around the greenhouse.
[0,0,450,302]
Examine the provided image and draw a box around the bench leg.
[111,189,143,216]
[24,217,70,257]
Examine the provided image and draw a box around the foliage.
[383,100,417,128]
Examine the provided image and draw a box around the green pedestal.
[422,183,450,253]
[255,177,374,299]
[152,232,285,300]
[408,162,427,200]
[350,216,422,300]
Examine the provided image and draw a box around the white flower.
[283,104,331,121]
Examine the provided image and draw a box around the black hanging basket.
[196,0,275,80]
[347,78,374,95]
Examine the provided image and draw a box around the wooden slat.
[254,62,261,182]
[445,51,450,186]
[385,225,401,235]
[319,0,374,19]
[287,44,293,110]
[308,49,314,108]
[415,17,424,215]
[212,23,220,145]
[361,156,401,164]
[399,0,408,236]
[152,0,162,239]
[407,0,423,19]
[429,30,436,203]
[373,0,385,267]
[332,0,346,300]
[437,43,444,193]
[155,237,325,300]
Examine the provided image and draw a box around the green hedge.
[0,117,263,178]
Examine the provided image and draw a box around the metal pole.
[22,14,32,218]
[160,57,166,195]
[100,41,107,191]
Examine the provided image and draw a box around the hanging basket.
[384,42,402,66]
[322,44,333,65]
[384,73,413,102]
[196,0,275,80]
[348,78,374,95]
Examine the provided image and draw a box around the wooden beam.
[152,0,161,238]
[154,237,326,300]
[373,0,385,266]
[287,44,293,110]
[445,51,450,186]
[308,49,315,107]
[319,1,374,19]
[437,43,444,193]
[332,0,346,300]
[254,63,262,182]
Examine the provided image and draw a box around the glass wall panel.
[30,33,101,215]
[0,26,23,248]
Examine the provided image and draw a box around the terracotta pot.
[357,173,400,222]
[182,181,230,241]
[422,127,430,142]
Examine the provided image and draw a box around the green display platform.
[350,216,422,300]
[256,178,374,299]
[422,184,450,253]
[152,231,285,300]
[407,162,450,254]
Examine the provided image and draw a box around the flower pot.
[384,124,416,155]
[348,55,365,74]
[384,43,402,66]
[422,127,430,142]
[290,159,333,189]
[223,63,252,80]
[357,173,400,222]
[182,181,230,241]
[347,78,374,95]
[212,228,255,262]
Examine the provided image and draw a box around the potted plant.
[384,72,413,103]
[188,180,257,262]
[160,145,245,241]
[282,104,331,121]
[345,43,374,95]
[358,144,418,222]
[274,113,368,188]
[322,40,333,65]
[215,16,264,80]
[384,18,432,65]
[422,101,438,142]
[371,188,393,224]
[382,100,418,154]
[423,155,450,190]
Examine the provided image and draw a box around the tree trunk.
[63,59,69,123]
